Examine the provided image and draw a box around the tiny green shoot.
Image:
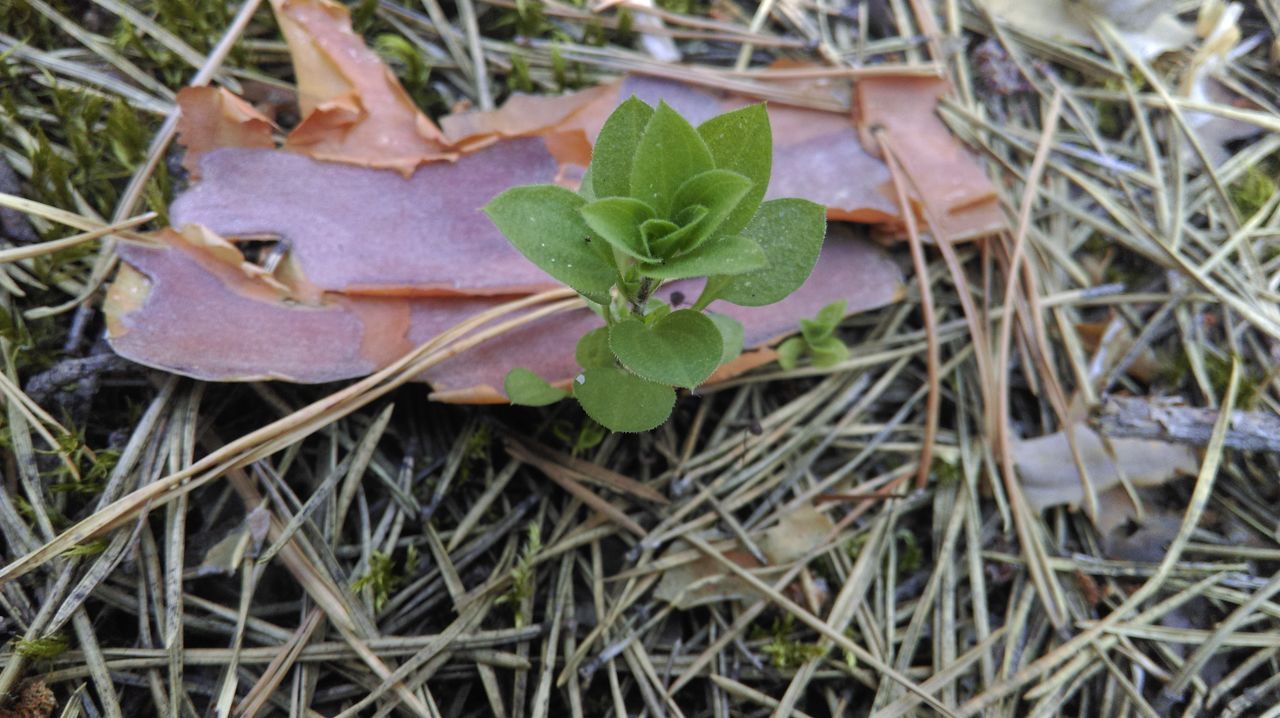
[486,98,827,432]
[776,300,850,370]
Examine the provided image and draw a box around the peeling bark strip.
[1094,396,1280,453]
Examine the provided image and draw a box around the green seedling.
[776,300,850,370]
[486,97,826,432]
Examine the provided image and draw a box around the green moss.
[352,545,419,613]
[496,521,543,627]
[1228,166,1277,219]
[755,615,825,669]
[14,634,68,660]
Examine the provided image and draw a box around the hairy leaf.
[707,312,745,366]
[505,368,568,405]
[697,104,771,236]
[484,185,616,303]
[630,102,714,217]
[590,96,653,198]
[575,327,614,369]
[638,234,766,281]
[609,309,722,388]
[719,198,826,307]
[667,168,752,252]
[580,197,657,261]
[573,368,675,432]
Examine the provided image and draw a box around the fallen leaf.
[1182,3,1259,166]
[270,0,452,173]
[1012,424,1198,513]
[174,87,275,178]
[855,75,1006,242]
[1076,316,1162,383]
[975,0,1195,61]
[654,504,833,609]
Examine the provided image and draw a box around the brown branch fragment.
[1093,396,1280,453]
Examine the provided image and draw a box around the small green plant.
[775,300,849,370]
[496,521,543,627]
[756,615,825,669]
[486,98,826,432]
[14,633,68,660]
[351,546,419,613]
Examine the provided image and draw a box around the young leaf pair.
[485,96,827,432]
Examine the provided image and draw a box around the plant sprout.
[485,97,827,432]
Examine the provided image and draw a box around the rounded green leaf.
[638,234,766,281]
[630,102,714,217]
[505,368,568,406]
[801,300,847,343]
[484,185,617,304]
[609,309,722,388]
[718,198,826,307]
[776,336,805,371]
[573,367,676,433]
[590,96,654,198]
[809,335,850,367]
[698,104,772,237]
[581,197,657,261]
[706,312,744,366]
[575,327,614,369]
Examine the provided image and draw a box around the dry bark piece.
[108,229,418,383]
[105,223,901,396]
[440,75,902,222]
[170,142,563,296]
[174,86,276,178]
[270,0,452,174]
[855,75,1005,242]
[1012,424,1198,513]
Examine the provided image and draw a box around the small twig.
[1094,396,1280,453]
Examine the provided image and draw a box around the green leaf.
[647,207,708,257]
[630,102,714,217]
[698,104,771,237]
[718,198,826,307]
[776,337,805,371]
[707,312,744,366]
[801,300,847,343]
[578,167,596,201]
[638,234,766,281]
[590,96,653,198]
[575,327,614,369]
[573,367,675,432]
[639,218,680,252]
[505,368,568,406]
[609,309,722,388]
[580,197,656,261]
[668,169,753,251]
[484,185,617,303]
[809,335,849,367]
